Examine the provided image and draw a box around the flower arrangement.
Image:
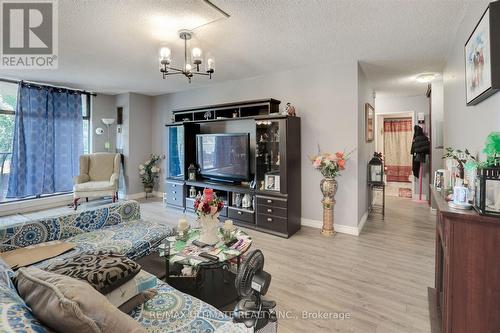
[310,150,352,179]
[194,188,224,217]
[139,154,161,188]
[443,147,477,179]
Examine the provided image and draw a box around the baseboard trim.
[125,192,163,200]
[301,218,360,236]
[357,210,369,235]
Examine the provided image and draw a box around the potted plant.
[310,149,352,236]
[194,188,224,245]
[139,154,161,194]
[442,147,477,179]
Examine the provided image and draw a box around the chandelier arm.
[166,66,184,72]
[192,72,210,76]
[163,72,184,76]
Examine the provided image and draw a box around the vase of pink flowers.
[194,188,224,245]
[310,150,351,236]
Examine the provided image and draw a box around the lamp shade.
[102,118,115,125]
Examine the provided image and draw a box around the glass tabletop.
[158,227,252,267]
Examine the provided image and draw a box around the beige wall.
[443,0,497,159]
[91,94,116,153]
[357,64,375,223]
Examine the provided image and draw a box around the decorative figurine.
[260,181,265,190]
[234,193,242,207]
[284,102,296,116]
[242,194,252,208]
[232,111,238,118]
[204,111,211,120]
[188,163,197,180]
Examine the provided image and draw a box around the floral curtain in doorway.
[7,83,83,198]
[384,118,413,183]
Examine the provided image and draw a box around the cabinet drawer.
[219,206,228,218]
[166,182,183,195]
[166,183,184,207]
[228,207,255,224]
[257,205,287,218]
[256,214,287,234]
[256,196,287,209]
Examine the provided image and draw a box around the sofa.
[0,200,245,332]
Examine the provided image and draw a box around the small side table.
[368,182,385,216]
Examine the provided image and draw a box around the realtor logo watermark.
[1,0,58,68]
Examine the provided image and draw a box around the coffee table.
[158,227,252,272]
[156,227,252,308]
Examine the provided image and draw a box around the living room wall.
[357,64,375,229]
[116,93,153,196]
[443,0,498,158]
[152,61,364,232]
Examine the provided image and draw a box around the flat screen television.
[196,133,250,182]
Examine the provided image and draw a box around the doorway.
[375,112,414,198]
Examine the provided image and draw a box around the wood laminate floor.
[139,196,436,333]
[4,196,435,332]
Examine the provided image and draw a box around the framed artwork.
[365,103,374,142]
[264,174,280,191]
[465,2,500,106]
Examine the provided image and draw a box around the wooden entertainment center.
[164,99,301,238]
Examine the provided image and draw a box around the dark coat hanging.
[410,125,430,178]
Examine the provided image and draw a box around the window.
[0,81,91,202]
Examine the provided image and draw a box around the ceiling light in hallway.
[415,73,439,83]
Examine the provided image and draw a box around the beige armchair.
[73,153,121,209]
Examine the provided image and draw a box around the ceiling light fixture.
[158,29,215,83]
[415,73,438,83]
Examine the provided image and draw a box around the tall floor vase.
[320,177,338,236]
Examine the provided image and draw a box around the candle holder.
[177,226,190,242]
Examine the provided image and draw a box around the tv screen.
[196,133,250,181]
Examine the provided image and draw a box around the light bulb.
[159,47,171,58]
[191,47,202,59]
[206,58,215,71]
[185,63,192,72]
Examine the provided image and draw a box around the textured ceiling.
[0,0,478,96]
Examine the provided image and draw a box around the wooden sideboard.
[430,187,500,333]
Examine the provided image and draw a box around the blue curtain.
[7,83,83,198]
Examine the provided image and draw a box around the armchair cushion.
[74,181,116,192]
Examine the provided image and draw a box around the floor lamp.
[102,118,115,152]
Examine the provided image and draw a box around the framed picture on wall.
[465,2,500,106]
[365,103,374,142]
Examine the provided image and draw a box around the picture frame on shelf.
[465,2,500,106]
[264,174,280,191]
[434,169,445,191]
[365,103,374,142]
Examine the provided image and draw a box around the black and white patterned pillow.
[44,250,141,294]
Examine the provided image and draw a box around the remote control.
[225,238,238,247]
[199,252,219,261]
[192,240,208,248]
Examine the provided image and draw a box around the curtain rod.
[0,77,97,96]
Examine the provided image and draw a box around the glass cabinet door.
[167,125,184,179]
[256,119,284,192]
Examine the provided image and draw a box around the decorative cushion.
[15,267,146,333]
[118,289,158,314]
[0,282,49,333]
[74,180,116,192]
[105,269,157,307]
[44,250,141,294]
